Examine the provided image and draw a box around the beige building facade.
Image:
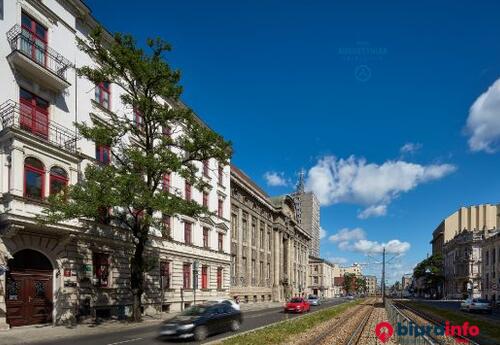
[230,166,311,303]
[308,257,339,298]
[365,275,377,296]
[481,231,500,302]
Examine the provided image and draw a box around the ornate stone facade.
[230,166,311,303]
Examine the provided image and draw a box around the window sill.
[91,99,114,116]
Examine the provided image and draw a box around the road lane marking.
[106,338,143,345]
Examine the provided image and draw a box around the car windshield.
[473,299,489,303]
[290,298,303,303]
[308,296,318,299]
[180,305,209,316]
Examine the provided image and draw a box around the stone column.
[10,145,24,196]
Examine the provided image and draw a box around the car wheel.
[194,325,208,341]
[230,320,241,332]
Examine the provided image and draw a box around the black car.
[159,303,243,341]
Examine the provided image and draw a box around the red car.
[284,297,311,313]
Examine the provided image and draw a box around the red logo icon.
[375,321,394,343]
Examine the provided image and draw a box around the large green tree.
[343,273,356,294]
[356,277,367,294]
[43,28,231,321]
[413,254,444,297]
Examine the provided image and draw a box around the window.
[185,182,192,201]
[162,214,171,238]
[218,163,223,185]
[160,261,170,289]
[231,213,238,240]
[163,172,171,192]
[217,267,223,289]
[163,125,171,138]
[202,191,209,208]
[184,222,192,244]
[203,227,209,248]
[97,206,111,224]
[218,233,224,252]
[486,251,489,266]
[242,214,248,242]
[218,199,223,218]
[95,144,110,164]
[49,166,68,195]
[21,12,47,66]
[183,263,191,289]
[260,226,264,248]
[203,160,209,177]
[24,157,44,199]
[268,231,272,251]
[93,253,110,287]
[259,261,263,284]
[134,109,144,130]
[95,82,110,109]
[19,88,49,138]
[201,266,208,289]
[251,219,257,246]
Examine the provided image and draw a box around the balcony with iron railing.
[6,24,72,91]
[0,100,78,153]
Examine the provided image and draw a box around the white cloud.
[329,227,366,243]
[328,257,348,264]
[263,171,288,187]
[351,239,410,254]
[466,78,500,153]
[358,205,387,219]
[305,155,456,218]
[400,142,422,155]
[319,227,327,240]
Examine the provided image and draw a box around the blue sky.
[85,0,500,282]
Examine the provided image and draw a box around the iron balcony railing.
[0,100,78,153]
[7,24,72,81]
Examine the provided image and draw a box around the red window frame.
[183,263,191,289]
[185,182,191,201]
[21,12,48,66]
[96,144,111,164]
[202,191,209,208]
[160,261,171,289]
[201,266,208,289]
[218,233,224,252]
[217,267,223,290]
[162,214,171,237]
[163,172,171,191]
[134,109,144,130]
[93,253,110,287]
[218,164,223,185]
[203,160,209,177]
[95,82,111,109]
[19,88,49,139]
[203,227,209,248]
[184,222,192,245]
[24,158,45,200]
[218,199,224,218]
[49,167,68,196]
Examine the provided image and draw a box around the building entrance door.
[6,249,53,327]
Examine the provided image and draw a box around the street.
[28,298,347,345]
[414,299,500,321]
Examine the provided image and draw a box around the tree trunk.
[131,236,145,322]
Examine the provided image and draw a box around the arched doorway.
[6,249,53,327]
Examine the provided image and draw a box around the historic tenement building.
[292,171,320,257]
[481,230,500,303]
[230,166,311,303]
[0,0,230,328]
[308,257,339,298]
[364,275,377,296]
[443,230,483,299]
[431,204,499,256]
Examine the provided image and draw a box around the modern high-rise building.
[292,170,321,257]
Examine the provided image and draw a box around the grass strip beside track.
[406,301,500,345]
[218,299,362,345]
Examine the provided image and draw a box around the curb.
[204,300,355,345]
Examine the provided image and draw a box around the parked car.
[159,303,243,341]
[207,298,241,311]
[284,297,311,313]
[307,295,321,306]
[460,298,492,314]
[345,295,355,300]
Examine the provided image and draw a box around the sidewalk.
[0,301,285,345]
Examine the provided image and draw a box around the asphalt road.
[32,298,348,345]
[414,300,500,321]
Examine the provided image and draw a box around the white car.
[460,298,492,314]
[207,298,241,311]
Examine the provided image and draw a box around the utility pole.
[382,247,386,306]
